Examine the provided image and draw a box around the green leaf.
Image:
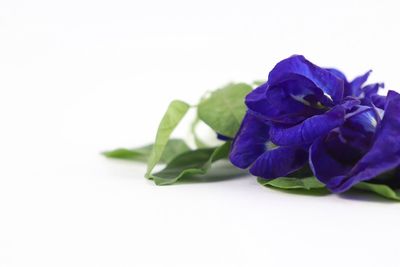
[102,139,190,163]
[190,115,208,148]
[198,83,252,138]
[103,145,152,162]
[145,100,190,178]
[353,182,400,201]
[257,167,325,191]
[258,176,325,190]
[149,142,241,185]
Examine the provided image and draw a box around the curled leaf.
[146,100,190,178]
[150,142,244,185]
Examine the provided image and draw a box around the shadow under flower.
[265,187,331,197]
[266,185,400,202]
[338,189,399,203]
[173,162,250,185]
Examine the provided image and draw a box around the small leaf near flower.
[353,182,400,201]
[150,142,244,185]
[258,176,325,190]
[198,83,252,138]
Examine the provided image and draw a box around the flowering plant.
[104,55,400,201]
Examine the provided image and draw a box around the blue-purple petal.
[269,105,346,146]
[250,146,308,179]
[309,134,355,186]
[267,55,344,104]
[323,90,400,192]
[325,68,347,82]
[229,112,270,169]
[341,108,377,154]
[245,79,325,124]
[360,82,385,108]
[371,94,386,109]
[348,70,371,96]
[363,83,384,97]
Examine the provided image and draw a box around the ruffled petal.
[360,82,385,108]
[250,146,308,179]
[310,106,382,191]
[385,90,399,105]
[371,94,386,109]
[325,68,347,82]
[245,82,269,111]
[245,79,325,124]
[348,70,371,96]
[309,133,355,186]
[340,107,377,153]
[267,55,344,104]
[269,105,346,146]
[325,68,355,98]
[325,91,400,192]
[229,112,270,169]
[362,83,384,97]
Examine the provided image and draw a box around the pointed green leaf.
[258,176,325,190]
[103,145,152,162]
[149,142,243,185]
[198,83,252,138]
[353,182,400,201]
[102,139,190,163]
[145,100,190,178]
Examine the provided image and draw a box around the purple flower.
[229,55,391,192]
[310,91,400,192]
[325,68,385,108]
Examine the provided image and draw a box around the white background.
[1,0,400,266]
